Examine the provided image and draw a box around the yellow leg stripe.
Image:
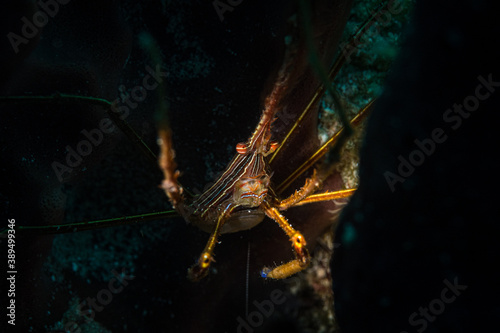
[292,188,355,207]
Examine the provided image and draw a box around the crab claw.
[187,252,214,281]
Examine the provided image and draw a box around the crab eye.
[236,142,248,154]
[269,141,279,153]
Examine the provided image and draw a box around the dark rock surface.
[332,0,500,332]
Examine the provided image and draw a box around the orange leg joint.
[261,202,311,279]
[187,205,235,281]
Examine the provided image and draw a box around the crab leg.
[187,204,235,281]
[276,168,355,210]
[277,170,321,211]
[157,127,186,210]
[261,202,310,279]
[290,188,355,207]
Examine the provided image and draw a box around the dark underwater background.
[1,0,499,332]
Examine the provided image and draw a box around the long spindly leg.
[187,205,235,281]
[142,31,192,217]
[268,0,388,168]
[271,100,371,212]
[158,127,184,210]
[277,170,320,211]
[286,188,356,208]
[261,202,310,279]
[261,186,355,279]
[276,168,356,210]
[274,99,374,195]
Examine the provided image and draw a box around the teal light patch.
[21,155,36,164]
[380,296,391,307]
[402,241,414,251]
[439,252,451,265]
[342,223,357,246]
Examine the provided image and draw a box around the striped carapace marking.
[190,59,287,219]
[192,131,272,219]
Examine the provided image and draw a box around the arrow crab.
[1,0,411,330]
[157,20,365,280]
[153,0,395,282]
